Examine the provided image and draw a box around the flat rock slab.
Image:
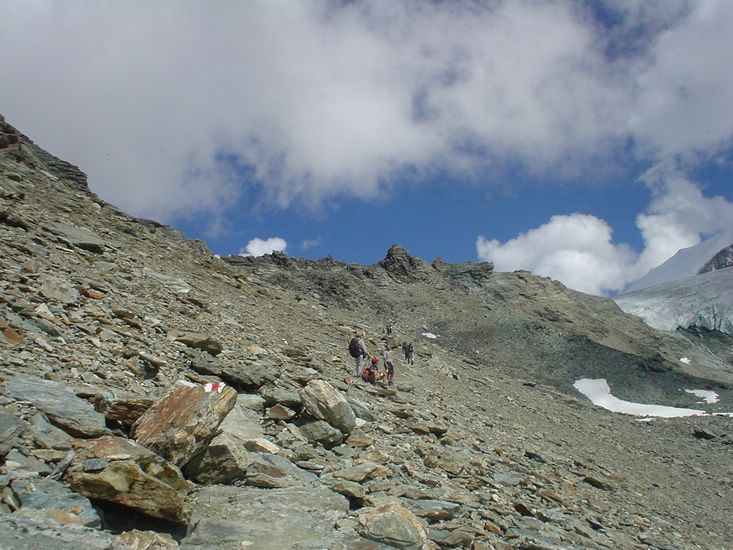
[11,475,100,527]
[245,452,319,488]
[190,357,275,391]
[0,513,120,550]
[132,382,237,468]
[181,484,349,550]
[42,221,106,253]
[64,435,191,523]
[3,373,106,438]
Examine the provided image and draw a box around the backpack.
[361,367,370,382]
[349,337,362,358]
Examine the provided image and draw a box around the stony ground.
[1,116,732,549]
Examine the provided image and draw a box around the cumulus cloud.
[241,237,287,257]
[0,1,732,221]
[477,214,636,295]
[477,175,733,295]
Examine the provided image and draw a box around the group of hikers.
[348,326,414,386]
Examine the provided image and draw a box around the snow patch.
[422,332,437,339]
[684,389,719,404]
[574,378,709,418]
[679,357,690,364]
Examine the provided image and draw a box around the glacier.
[614,267,733,335]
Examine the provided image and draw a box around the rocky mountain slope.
[1,115,732,549]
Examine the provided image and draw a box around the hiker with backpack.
[349,330,369,377]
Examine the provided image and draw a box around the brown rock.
[132,382,237,467]
[92,393,154,428]
[357,502,428,549]
[65,436,191,523]
[3,328,23,346]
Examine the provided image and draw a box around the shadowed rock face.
[2,115,733,549]
[699,244,733,273]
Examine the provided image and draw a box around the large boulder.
[299,380,356,434]
[181,484,349,550]
[3,373,106,438]
[357,502,428,549]
[132,382,237,467]
[64,435,191,523]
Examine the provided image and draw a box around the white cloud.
[477,175,733,295]
[477,214,636,295]
[241,237,287,257]
[300,238,321,251]
[0,1,731,220]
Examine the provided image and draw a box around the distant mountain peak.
[625,228,733,292]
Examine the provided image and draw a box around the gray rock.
[42,221,106,253]
[245,452,318,488]
[190,357,275,390]
[27,413,73,450]
[3,373,106,438]
[403,498,461,523]
[298,419,344,448]
[38,275,80,305]
[11,475,100,527]
[5,449,52,475]
[237,393,266,412]
[169,330,222,356]
[0,513,119,550]
[259,385,303,408]
[0,411,25,456]
[347,396,376,422]
[181,484,349,550]
[300,379,356,434]
[183,401,270,483]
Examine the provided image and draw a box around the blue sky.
[1,1,732,295]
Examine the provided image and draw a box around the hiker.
[349,331,369,377]
[386,324,393,337]
[368,356,382,384]
[383,348,394,385]
[402,341,414,365]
